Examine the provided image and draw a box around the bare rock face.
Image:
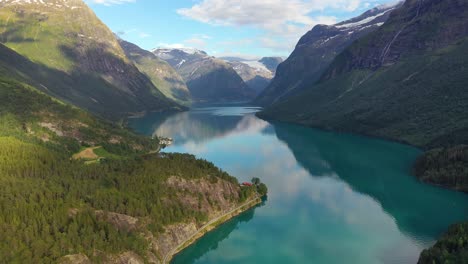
[151,222,198,260]
[147,176,243,260]
[165,176,240,217]
[59,254,91,264]
[95,211,139,232]
[106,251,145,264]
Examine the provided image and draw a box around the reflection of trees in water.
[172,202,264,264]
[273,122,468,241]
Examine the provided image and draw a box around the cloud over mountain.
[177,0,364,53]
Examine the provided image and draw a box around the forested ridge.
[0,76,249,262]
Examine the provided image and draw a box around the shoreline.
[162,196,263,264]
[255,112,425,150]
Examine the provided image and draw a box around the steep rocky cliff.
[255,2,401,106]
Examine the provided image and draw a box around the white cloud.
[184,37,207,49]
[177,0,359,54]
[87,0,136,6]
[139,32,151,38]
[157,34,213,51]
[156,43,190,49]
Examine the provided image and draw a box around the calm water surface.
[129,105,468,264]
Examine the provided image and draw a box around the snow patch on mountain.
[336,9,393,29]
[152,48,207,56]
[0,0,81,8]
[240,60,270,73]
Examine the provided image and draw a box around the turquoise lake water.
[129,105,468,264]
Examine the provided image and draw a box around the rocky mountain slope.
[0,0,178,118]
[259,57,283,73]
[119,39,191,105]
[224,57,283,95]
[255,2,401,105]
[260,0,468,149]
[154,48,255,102]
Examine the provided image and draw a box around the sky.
[85,0,395,59]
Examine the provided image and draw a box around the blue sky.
[85,0,395,59]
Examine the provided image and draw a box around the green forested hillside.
[418,222,468,264]
[0,75,246,262]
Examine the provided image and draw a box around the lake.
[129,105,468,264]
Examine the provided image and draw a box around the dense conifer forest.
[0,76,244,262]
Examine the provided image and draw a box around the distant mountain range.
[153,48,256,102]
[222,57,283,95]
[119,39,191,105]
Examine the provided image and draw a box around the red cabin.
[242,182,253,187]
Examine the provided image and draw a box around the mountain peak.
[334,1,402,30]
[152,47,207,56]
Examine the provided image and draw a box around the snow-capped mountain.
[222,57,283,95]
[153,48,255,102]
[255,1,403,106]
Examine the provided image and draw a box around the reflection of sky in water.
[129,106,468,264]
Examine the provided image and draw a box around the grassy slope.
[0,72,244,262]
[0,0,178,118]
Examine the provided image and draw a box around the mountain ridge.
[255,2,402,106]
[224,57,283,95]
[259,0,468,149]
[153,48,255,102]
[119,39,191,105]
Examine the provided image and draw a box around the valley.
[0,0,467,263]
